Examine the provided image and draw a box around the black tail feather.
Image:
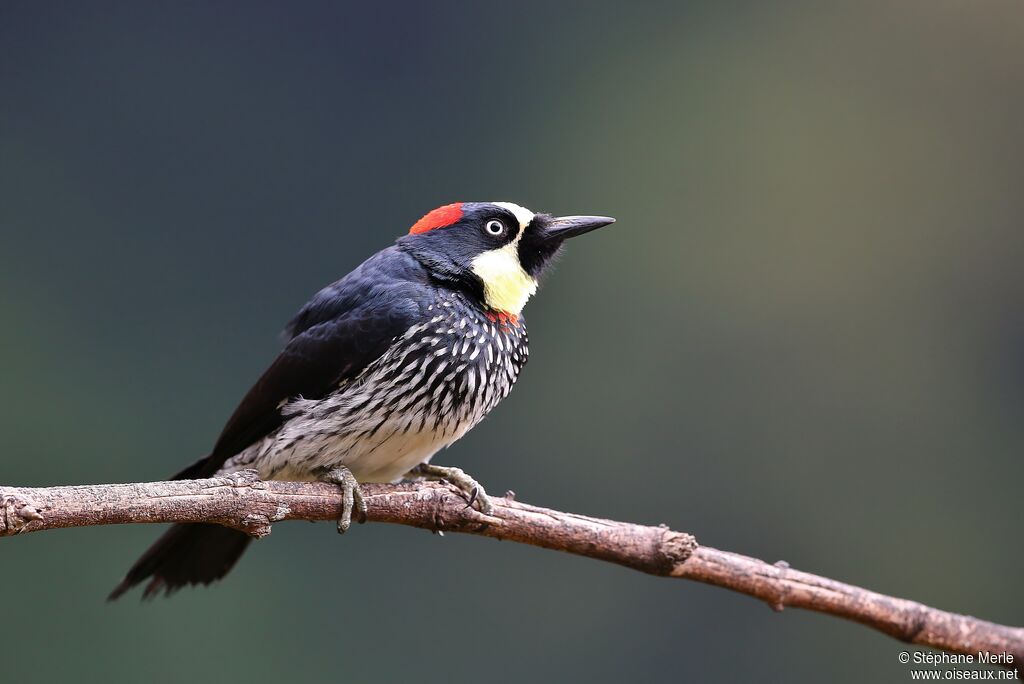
[108,523,252,600]
[109,455,252,600]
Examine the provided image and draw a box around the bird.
[108,201,615,599]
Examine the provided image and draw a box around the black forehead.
[459,203,523,229]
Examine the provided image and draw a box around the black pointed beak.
[542,215,616,242]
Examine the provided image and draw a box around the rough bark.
[2,471,1021,666]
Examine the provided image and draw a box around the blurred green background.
[2,2,1022,682]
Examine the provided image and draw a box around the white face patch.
[493,202,535,231]
[470,202,538,315]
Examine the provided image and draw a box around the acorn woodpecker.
[109,201,615,599]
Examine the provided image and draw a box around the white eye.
[484,219,505,236]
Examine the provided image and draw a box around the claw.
[410,464,493,516]
[474,490,494,517]
[354,486,368,525]
[320,467,365,534]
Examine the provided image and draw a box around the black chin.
[517,215,564,278]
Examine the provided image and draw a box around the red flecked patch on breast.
[486,310,520,329]
[408,202,464,235]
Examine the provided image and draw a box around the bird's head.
[397,201,615,316]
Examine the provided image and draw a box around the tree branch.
[2,471,1021,667]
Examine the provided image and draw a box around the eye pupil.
[485,220,504,236]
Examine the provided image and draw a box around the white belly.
[268,416,471,483]
[221,407,477,484]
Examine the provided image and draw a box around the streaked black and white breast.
[221,289,528,483]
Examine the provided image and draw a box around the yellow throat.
[471,243,538,315]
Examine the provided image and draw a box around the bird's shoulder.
[283,246,429,339]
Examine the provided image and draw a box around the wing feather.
[181,247,426,478]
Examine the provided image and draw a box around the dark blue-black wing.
[174,247,426,479]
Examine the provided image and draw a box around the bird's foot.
[409,464,493,516]
[317,466,367,534]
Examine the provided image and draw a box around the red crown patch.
[408,202,464,235]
